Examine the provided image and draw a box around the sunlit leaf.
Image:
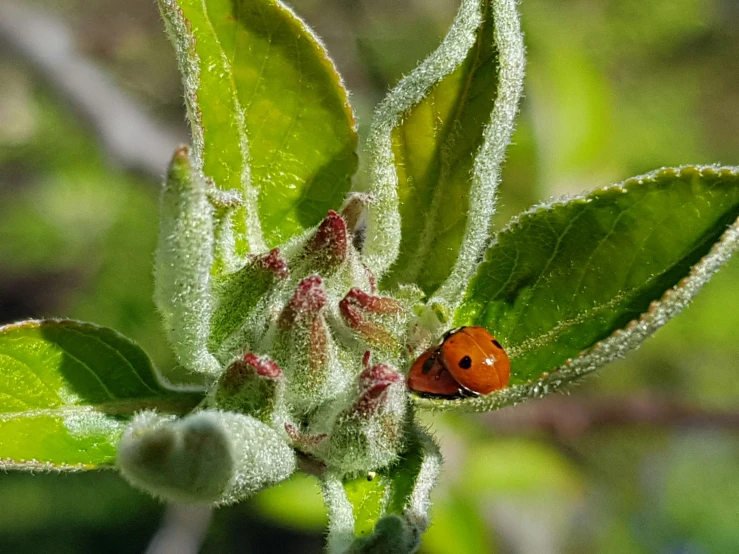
[364,0,524,306]
[416,166,739,411]
[0,320,202,470]
[340,427,441,553]
[158,0,358,252]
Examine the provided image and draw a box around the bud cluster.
[121,149,423,505]
[205,205,415,474]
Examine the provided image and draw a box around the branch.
[0,1,186,178]
[145,505,212,554]
[480,391,739,439]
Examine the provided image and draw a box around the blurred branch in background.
[145,505,212,554]
[481,392,739,440]
[0,0,185,179]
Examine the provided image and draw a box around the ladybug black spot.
[492,339,502,348]
[458,356,472,369]
[422,356,436,374]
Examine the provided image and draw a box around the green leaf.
[364,0,524,304]
[415,166,739,411]
[340,427,441,553]
[158,0,358,253]
[253,473,327,531]
[344,473,387,538]
[0,320,203,470]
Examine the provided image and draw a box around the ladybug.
[407,326,510,397]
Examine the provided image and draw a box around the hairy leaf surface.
[158,0,357,252]
[416,166,739,411]
[0,320,202,469]
[341,428,440,551]
[365,0,524,305]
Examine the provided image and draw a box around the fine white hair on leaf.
[431,0,526,311]
[320,471,356,554]
[156,0,265,253]
[154,147,221,376]
[361,0,485,279]
[117,410,296,505]
[403,426,442,534]
[413,211,739,413]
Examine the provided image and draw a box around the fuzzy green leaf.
[158,0,358,253]
[0,320,203,470]
[365,0,524,304]
[416,166,739,411]
[341,428,441,553]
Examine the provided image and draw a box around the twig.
[145,504,213,554]
[0,1,186,178]
[479,391,739,440]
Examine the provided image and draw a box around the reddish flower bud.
[342,288,403,316]
[285,423,327,451]
[280,276,327,328]
[305,210,348,271]
[353,383,393,416]
[217,354,285,423]
[241,353,283,379]
[256,248,289,280]
[339,288,403,348]
[352,363,403,416]
[358,363,402,390]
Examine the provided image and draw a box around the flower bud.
[209,247,290,360]
[322,363,408,475]
[118,410,296,506]
[215,353,285,425]
[339,288,404,350]
[275,277,349,411]
[285,423,327,454]
[303,210,349,273]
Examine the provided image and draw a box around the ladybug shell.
[438,327,510,395]
[407,348,461,397]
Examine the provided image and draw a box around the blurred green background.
[0,0,737,552]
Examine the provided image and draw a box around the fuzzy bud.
[275,277,349,412]
[209,247,290,361]
[322,363,408,475]
[340,288,404,350]
[285,423,327,454]
[215,353,285,424]
[117,411,296,506]
[303,210,348,273]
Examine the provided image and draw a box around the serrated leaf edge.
[504,165,739,235]
[0,459,112,472]
[414,165,739,412]
[0,318,204,393]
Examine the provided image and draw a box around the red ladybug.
[407,326,510,396]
